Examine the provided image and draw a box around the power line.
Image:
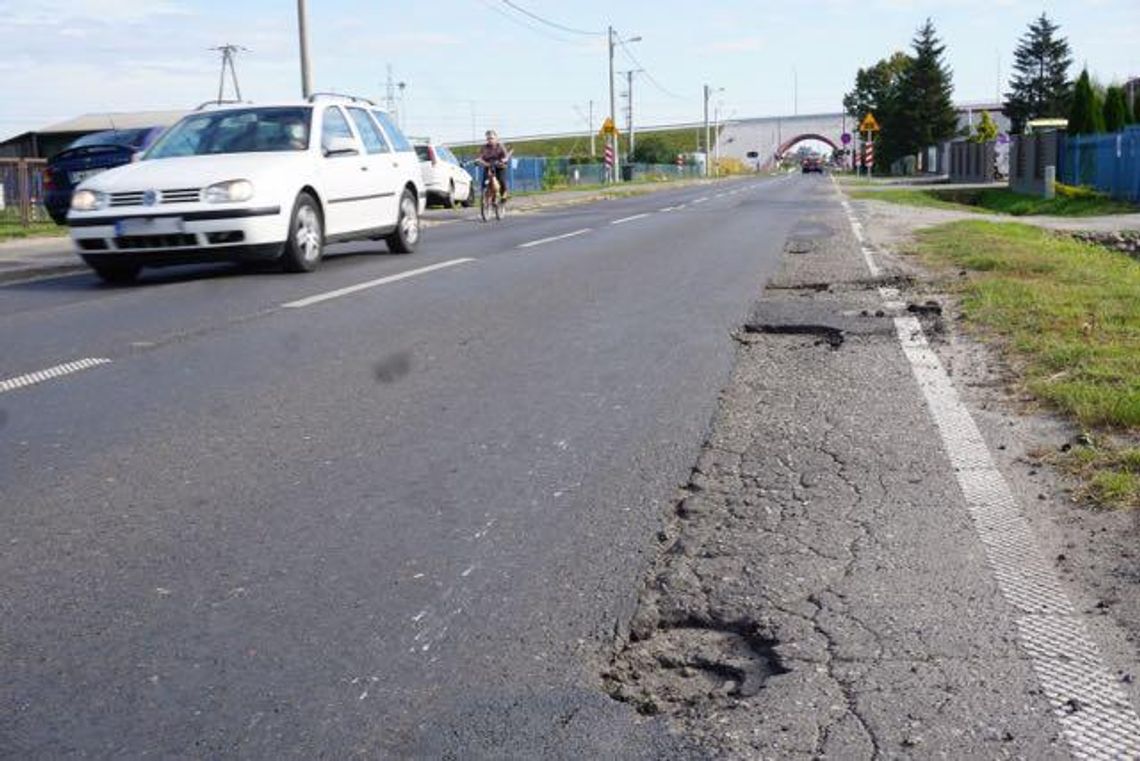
[477,0,573,43]
[499,0,602,36]
[618,40,684,100]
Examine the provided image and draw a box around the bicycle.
[476,159,507,222]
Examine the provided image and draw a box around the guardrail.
[0,158,50,227]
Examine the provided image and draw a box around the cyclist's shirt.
[478,142,508,164]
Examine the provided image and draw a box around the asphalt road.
[1,175,808,758]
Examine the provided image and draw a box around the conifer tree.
[1068,69,1104,135]
[1003,14,1072,134]
[1102,86,1129,132]
[895,19,957,165]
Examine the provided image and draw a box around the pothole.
[743,323,845,349]
[603,619,787,717]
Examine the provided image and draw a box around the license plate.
[70,168,106,184]
[115,217,184,236]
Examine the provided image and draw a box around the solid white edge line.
[659,206,678,212]
[840,155,1140,757]
[896,316,1140,759]
[611,213,651,225]
[517,228,592,249]
[0,358,112,394]
[282,258,476,308]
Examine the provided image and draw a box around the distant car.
[412,139,473,207]
[44,127,165,225]
[67,96,425,283]
[801,156,823,174]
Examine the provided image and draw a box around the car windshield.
[146,107,312,159]
[70,128,154,150]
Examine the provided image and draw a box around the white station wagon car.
[68,95,425,282]
[412,139,474,207]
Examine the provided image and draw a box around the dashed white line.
[517,228,592,249]
[659,206,679,212]
[0,358,112,394]
[692,197,709,204]
[282,258,476,308]
[611,213,651,225]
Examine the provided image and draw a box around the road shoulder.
[600,177,1140,757]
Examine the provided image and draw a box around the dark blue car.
[44,127,165,224]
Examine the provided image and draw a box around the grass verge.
[0,211,66,241]
[912,220,1140,509]
[853,184,1139,217]
[849,188,979,212]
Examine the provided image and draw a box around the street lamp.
[608,28,641,182]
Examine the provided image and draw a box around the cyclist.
[476,130,512,201]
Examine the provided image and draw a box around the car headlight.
[204,179,255,203]
[70,189,107,211]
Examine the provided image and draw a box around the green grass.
[852,184,1138,217]
[849,188,979,212]
[0,210,65,241]
[913,220,1140,508]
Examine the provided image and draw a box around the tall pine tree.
[1068,69,1104,135]
[895,19,957,168]
[1003,14,1072,134]
[1103,86,1129,132]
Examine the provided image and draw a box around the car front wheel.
[281,192,323,272]
[386,189,420,254]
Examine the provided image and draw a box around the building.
[0,110,186,159]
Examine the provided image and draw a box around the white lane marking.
[659,206,679,212]
[860,246,881,278]
[0,358,111,394]
[611,213,651,225]
[693,197,709,204]
[282,258,475,308]
[896,316,1140,759]
[517,228,591,249]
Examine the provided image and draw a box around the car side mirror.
[323,136,359,157]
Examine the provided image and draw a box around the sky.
[1,0,1138,145]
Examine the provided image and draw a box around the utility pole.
[297,0,312,98]
[703,84,710,177]
[589,100,595,158]
[624,70,643,158]
[211,44,246,103]
[608,25,617,182]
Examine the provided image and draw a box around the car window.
[442,148,458,164]
[71,128,154,150]
[146,108,311,158]
[413,145,431,162]
[346,107,391,154]
[370,110,412,152]
[321,106,356,155]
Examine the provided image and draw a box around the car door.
[318,105,374,236]
[370,110,422,201]
[345,106,400,228]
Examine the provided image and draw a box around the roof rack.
[194,99,250,111]
[306,92,377,106]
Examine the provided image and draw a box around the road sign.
[859,113,880,132]
[604,144,615,167]
[601,117,620,136]
[840,132,852,145]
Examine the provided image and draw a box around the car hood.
[81,153,311,192]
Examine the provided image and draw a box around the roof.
[35,110,189,135]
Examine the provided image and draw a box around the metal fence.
[464,157,704,193]
[0,158,51,226]
[1059,127,1140,203]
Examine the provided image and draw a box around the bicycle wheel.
[493,194,503,221]
[480,184,490,222]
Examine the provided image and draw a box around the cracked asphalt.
[603,181,1085,758]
